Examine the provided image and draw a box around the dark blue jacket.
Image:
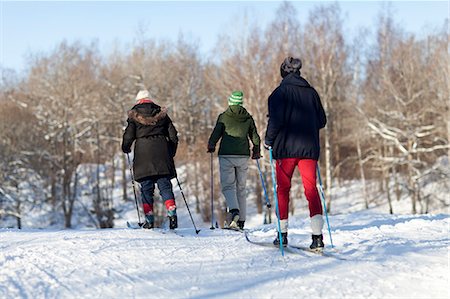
[265,73,326,160]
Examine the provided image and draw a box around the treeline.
[0,3,448,228]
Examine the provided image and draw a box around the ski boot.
[142,214,154,229]
[309,234,324,252]
[165,199,177,229]
[237,220,245,230]
[273,232,288,247]
[169,215,178,229]
[228,209,240,229]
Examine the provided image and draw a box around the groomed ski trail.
[1,213,448,299]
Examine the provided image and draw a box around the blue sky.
[1,1,448,73]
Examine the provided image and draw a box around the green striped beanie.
[228,91,244,106]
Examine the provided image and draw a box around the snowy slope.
[1,212,448,299]
[1,158,449,298]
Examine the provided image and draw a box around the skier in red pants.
[264,57,327,250]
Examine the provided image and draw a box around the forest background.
[0,1,448,228]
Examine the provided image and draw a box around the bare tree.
[23,41,102,227]
[0,97,43,227]
[362,13,449,213]
[301,3,351,212]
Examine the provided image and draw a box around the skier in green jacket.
[207,91,261,229]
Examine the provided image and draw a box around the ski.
[244,231,347,260]
[222,227,245,233]
[244,233,275,247]
[156,228,184,237]
[127,221,143,229]
[287,244,348,261]
[126,221,184,237]
[244,232,307,255]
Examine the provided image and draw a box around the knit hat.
[228,91,244,106]
[280,57,302,78]
[135,90,150,101]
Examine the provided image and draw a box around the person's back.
[123,100,178,181]
[212,105,259,157]
[265,73,326,160]
[264,57,327,250]
[122,90,179,230]
[208,91,260,229]
[128,102,171,139]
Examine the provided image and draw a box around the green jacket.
[208,105,260,156]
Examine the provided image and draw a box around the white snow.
[1,210,448,298]
[1,159,449,298]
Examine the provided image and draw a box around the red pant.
[275,158,322,220]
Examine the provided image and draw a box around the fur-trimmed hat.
[280,57,302,78]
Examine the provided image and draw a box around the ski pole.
[317,164,334,248]
[126,153,143,226]
[210,152,216,229]
[175,176,200,234]
[256,159,271,209]
[269,147,284,256]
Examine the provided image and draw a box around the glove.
[251,150,261,160]
[122,146,131,154]
[207,144,215,153]
[263,143,272,150]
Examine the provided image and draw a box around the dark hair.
[280,57,302,78]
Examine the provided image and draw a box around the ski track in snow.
[0,213,448,299]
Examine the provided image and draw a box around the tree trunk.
[392,166,401,201]
[447,103,450,160]
[335,136,341,188]
[62,128,72,228]
[408,164,417,214]
[416,181,424,214]
[384,167,393,214]
[425,194,430,214]
[324,126,332,213]
[255,172,263,214]
[50,171,57,225]
[15,200,21,229]
[356,139,369,209]
[66,169,78,229]
[110,150,116,201]
[122,153,128,201]
[64,213,71,229]
[194,160,200,214]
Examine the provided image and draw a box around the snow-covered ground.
[1,158,449,298]
[1,210,448,299]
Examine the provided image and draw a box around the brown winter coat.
[122,102,178,182]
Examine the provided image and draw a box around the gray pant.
[219,156,248,221]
